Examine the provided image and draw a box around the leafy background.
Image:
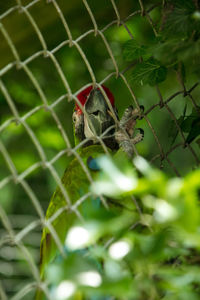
[0,0,200,299]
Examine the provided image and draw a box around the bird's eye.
[72,113,76,123]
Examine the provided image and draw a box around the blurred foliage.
[0,0,200,299]
[45,154,200,300]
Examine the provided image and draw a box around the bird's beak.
[84,89,115,138]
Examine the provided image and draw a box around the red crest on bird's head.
[75,85,115,115]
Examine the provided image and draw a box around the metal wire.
[0,0,199,299]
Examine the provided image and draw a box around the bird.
[35,84,144,299]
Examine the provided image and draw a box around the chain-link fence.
[0,0,200,299]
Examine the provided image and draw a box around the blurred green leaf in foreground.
[44,153,200,300]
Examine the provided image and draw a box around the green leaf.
[169,106,200,145]
[177,107,200,144]
[162,0,196,38]
[181,116,194,133]
[185,118,200,144]
[130,58,167,86]
[123,39,149,62]
[168,115,185,145]
[148,65,167,86]
[181,107,200,133]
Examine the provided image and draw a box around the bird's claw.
[115,105,144,157]
[131,128,144,144]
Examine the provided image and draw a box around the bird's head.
[73,85,118,149]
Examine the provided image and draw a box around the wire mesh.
[0,0,199,299]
